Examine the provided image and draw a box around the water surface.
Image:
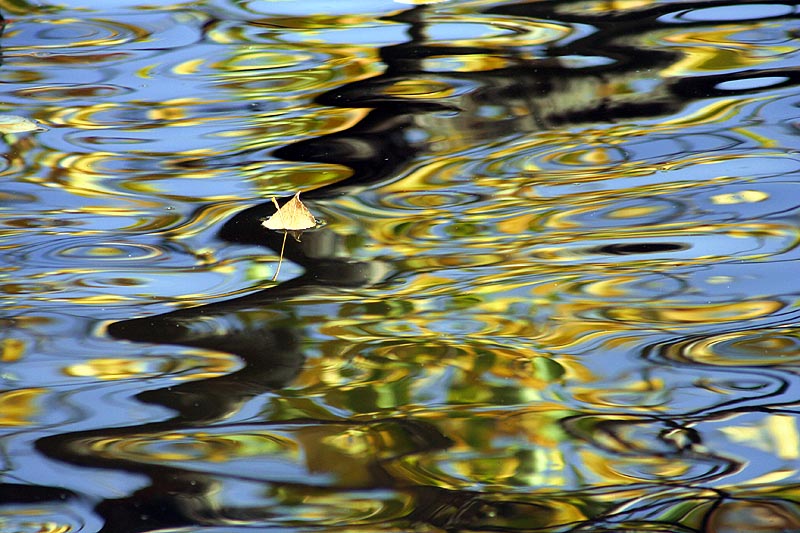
[2,0,800,531]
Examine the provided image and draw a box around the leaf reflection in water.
[1,0,800,532]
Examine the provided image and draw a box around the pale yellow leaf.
[262,192,317,231]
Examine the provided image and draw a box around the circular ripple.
[380,190,484,210]
[5,17,148,51]
[567,273,687,301]
[543,197,686,230]
[50,103,153,129]
[540,145,629,169]
[5,236,167,268]
[13,84,132,101]
[657,328,800,366]
[424,14,575,46]
[64,128,221,152]
[57,241,161,261]
[0,495,101,533]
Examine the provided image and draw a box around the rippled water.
[2,0,800,531]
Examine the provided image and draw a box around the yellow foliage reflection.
[0,388,44,426]
[64,351,240,381]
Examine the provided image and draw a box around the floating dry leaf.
[263,192,318,281]
[262,192,317,231]
[0,115,47,134]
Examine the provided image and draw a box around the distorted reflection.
[1,0,800,532]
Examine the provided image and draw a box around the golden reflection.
[711,190,769,204]
[424,15,574,47]
[580,450,697,483]
[218,50,315,71]
[157,201,250,240]
[606,300,783,325]
[662,97,768,127]
[64,350,239,381]
[0,1,50,14]
[0,514,72,533]
[82,423,445,489]
[384,79,455,99]
[571,378,669,410]
[269,487,414,526]
[1,338,25,362]
[384,407,592,492]
[288,336,595,413]
[240,14,380,31]
[215,45,382,96]
[565,0,656,12]
[88,431,298,463]
[4,17,149,50]
[661,25,796,76]
[57,294,135,305]
[66,358,150,380]
[665,328,800,366]
[423,54,514,72]
[0,388,44,426]
[719,414,800,462]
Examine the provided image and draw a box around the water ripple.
[0,501,99,533]
[4,12,206,52]
[661,4,796,24]
[3,1,800,532]
[4,236,170,268]
[654,327,800,367]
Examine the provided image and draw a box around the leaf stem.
[273,230,288,281]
